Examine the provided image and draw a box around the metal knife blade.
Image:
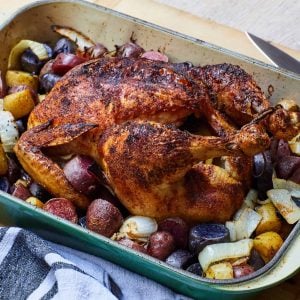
[246,32,300,74]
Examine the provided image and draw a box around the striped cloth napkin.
[0,227,190,300]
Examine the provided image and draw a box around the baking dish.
[0,1,299,299]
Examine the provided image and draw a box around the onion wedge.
[289,133,300,155]
[234,208,262,240]
[272,175,300,197]
[198,239,253,272]
[52,25,95,52]
[8,40,49,70]
[267,189,300,224]
[0,111,19,152]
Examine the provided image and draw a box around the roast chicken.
[14,56,300,222]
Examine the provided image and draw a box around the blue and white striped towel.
[0,227,191,300]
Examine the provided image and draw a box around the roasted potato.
[4,89,35,119]
[256,203,282,235]
[253,232,283,263]
[26,196,44,208]
[0,143,8,175]
[206,262,233,279]
[5,70,38,91]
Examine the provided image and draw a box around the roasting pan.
[0,1,299,299]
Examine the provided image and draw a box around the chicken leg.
[99,120,270,222]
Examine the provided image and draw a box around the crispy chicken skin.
[99,121,266,222]
[15,57,299,222]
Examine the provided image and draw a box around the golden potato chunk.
[26,197,44,208]
[5,70,38,91]
[0,143,8,175]
[4,89,35,119]
[206,262,233,279]
[253,232,283,263]
[256,203,282,235]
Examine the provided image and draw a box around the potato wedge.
[5,70,38,91]
[26,197,44,208]
[4,89,35,119]
[256,203,282,235]
[253,232,283,263]
[0,143,8,175]
[206,262,233,279]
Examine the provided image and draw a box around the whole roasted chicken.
[15,55,300,223]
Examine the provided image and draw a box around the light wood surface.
[157,0,300,51]
[0,1,299,299]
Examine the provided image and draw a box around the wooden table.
[1,1,299,299]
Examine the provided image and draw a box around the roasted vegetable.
[148,231,175,260]
[53,38,76,56]
[228,189,259,229]
[255,203,282,235]
[233,208,262,240]
[4,89,35,119]
[165,250,195,269]
[141,51,168,62]
[198,239,253,272]
[5,70,38,91]
[87,43,108,59]
[8,40,50,70]
[11,181,32,200]
[248,249,265,271]
[253,151,273,199]
[290,168,300,184]
[0,144,8,176]
[117,238,147,254]
[86,199,123,237]
[39,73,61,93]
[158,217,189,249]
[119,216,157,241]
[0,70,7,98]
[63,155,100,197]
[253,231,283,263]
[52,25,95,52]
[186,263,203,276]
[206,262,233,280]
[272,176,300,196]
[52,53,86,75]
[29,182,52,201]
[0,177,10,193]
[243,189,257,209]
[267,189,300,224]
[289,133,300,155]
[21,49,46,74]
[43,198,78,223]
[116,42,144,58]
[8,84,38,104]
[26,196,44,208]
[276,156,300,180]
[225,221,237,242]
[0,111,19,152]
[189,223,230,254]
[233,264,254,278]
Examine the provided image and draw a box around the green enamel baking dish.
[0,1,299,299]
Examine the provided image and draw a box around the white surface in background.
[156,0,300,51]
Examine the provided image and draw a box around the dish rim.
[0,0,299,294]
